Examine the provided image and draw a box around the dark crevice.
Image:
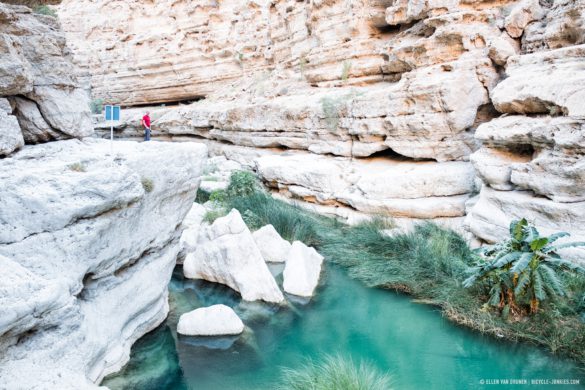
[363,146,434,162]
[124,96,206,109]
[469,103,500,133]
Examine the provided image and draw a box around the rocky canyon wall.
[0,4,208,387]
[58,0,585,259]
[0,3,92,155]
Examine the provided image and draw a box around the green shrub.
[464,218,585,315]
[141,177,154,193]
[34,5,56,17]
[90,98,104,115]
[203,209,226,224]
[209,189,227,204]
[241,209,263,231]
[195,189,210,204]
[226,170,258,198]
[276,355,392,390]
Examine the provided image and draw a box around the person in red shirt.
[141,111,151,141]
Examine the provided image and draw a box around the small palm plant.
[464,219,585,315]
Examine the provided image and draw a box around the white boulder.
[177,304,245,336]
[283,241,324,297]
[184,209,285,304]
[252,225,292,263]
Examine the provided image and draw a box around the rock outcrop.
[177,304,245,337]
[283,241,324,298]
[57,0,585,261]
[0,3,92,152]
[184,209,285,304]
[252,224,291,263]
[0,139,207,389]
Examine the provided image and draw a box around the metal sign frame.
[104,105,121,154]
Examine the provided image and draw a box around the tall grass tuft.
[276,355,392,390]
[228,193,321,246]
[321,221,471,292]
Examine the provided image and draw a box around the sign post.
[104,105,121,155]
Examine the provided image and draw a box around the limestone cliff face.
[0,4,210,387]
[59,0,585,259]
[0,3,92,156]
[0,140,207,389]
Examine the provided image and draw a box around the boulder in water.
[177,304,244,336]
[184,209,285,304]
[283,241,324,297]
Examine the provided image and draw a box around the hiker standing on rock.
[141,111,151,141]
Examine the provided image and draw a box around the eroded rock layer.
[58,0,585,261]
[0,140,207,389]
[0,3,92,156]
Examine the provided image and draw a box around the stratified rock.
[0,139,207,389]
[0,3,93,143]
[470,148,532,191]
[184,209,285,304]
[504,0,544,38]
[252,225,292,263]
[177,304,244,336]
[492,45,585,117]
[255,151,476,219]
[0,98,24,156]
[474,115,585,203]
[283,241,324,298]
[523,0,585,52]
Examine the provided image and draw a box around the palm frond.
[538,265,565,296]
[511,252,533,274]
[514,272,530,296]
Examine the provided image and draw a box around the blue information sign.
[105,105,121,121]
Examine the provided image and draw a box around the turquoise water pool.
[103,265,584,389]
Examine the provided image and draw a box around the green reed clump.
[276,355,392,390]
[227,192,322,247]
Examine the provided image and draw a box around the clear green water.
[103,265,584,390]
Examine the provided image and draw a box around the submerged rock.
[0,139,207,389]
[252,224,292,263]
[283,242,324,298]
[177,304,245,336]
[184,209,285,304]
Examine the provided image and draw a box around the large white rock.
[492,45,585,117]
[252,225,292,263]
[177,304,245,336]
[255,151,476,219]
[184,209,285,304]
[0,4,93,143]
[283,241,324,298]
[0,139,207,389]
